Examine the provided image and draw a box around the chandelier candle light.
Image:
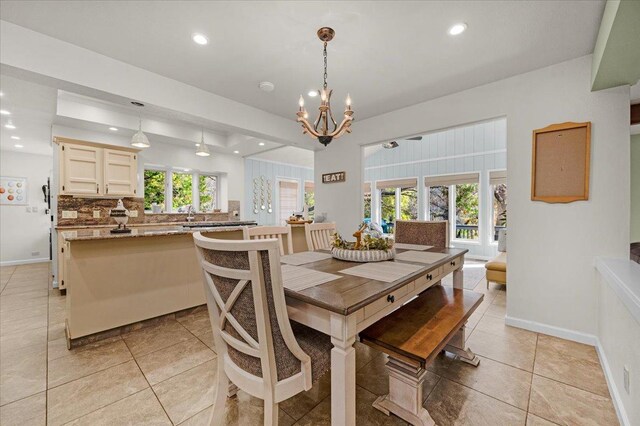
[297,27,354,147]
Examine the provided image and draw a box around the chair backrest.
[193,233,312,398]
[394,220,450,248]
[243,225,293,256]
[304,222,337,251]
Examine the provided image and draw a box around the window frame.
[488,169,507,246]
[198,173,220,213]
[275,177,301,226]
[143,165,220,213]
[374,177,419,223]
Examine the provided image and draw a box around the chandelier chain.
[323,42,328,89]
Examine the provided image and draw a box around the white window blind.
[424,173,479,187]
[376,178,418,190]
[304,181,315,193]
[279,180,299,225]
[363,182,372,194]
[489,170,507,185]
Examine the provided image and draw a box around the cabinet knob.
[427,274,433,280]
[106,184,109,194]
[387,294,395,303]
[96,184,99,194]
[450,261,456,266]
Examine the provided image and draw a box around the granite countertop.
[62,222,256,241]
[56,220,254,230]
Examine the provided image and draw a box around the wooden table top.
[283,247,468,315]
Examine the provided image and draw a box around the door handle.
[97,183,99,194]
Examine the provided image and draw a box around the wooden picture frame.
[531,122,591,203]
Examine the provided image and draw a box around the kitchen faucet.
[186,205,195,222]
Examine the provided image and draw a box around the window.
[490,170,507,241]
[376,178,418,234]
[199,174,218,212]
[425,173,480,240]
[363,182,372,220]
[278,180,299,225]
[304,181,315,219]
[428,186,449,221]
[143,169,166,211]
[172,172,193,212]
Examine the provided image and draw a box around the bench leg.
[444,325,480,366]
[372,357,435,426]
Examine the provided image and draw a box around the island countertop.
[61,221,256,241]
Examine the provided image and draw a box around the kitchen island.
[60,222,255,346]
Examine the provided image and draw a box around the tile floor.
[0,262,619,425]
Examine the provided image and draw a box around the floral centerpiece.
[330,222,395,262]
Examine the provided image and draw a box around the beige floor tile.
[176,308,212,336]
[474,314,537,341]
[195,330,216,352]
[47,322,66,342]
[47,360,148,426]
[425,378,527,426]
[0,294,48,313]
[295,385,407,425]
[1,283,48,297]
[179,391,296,426]
[465,310,483,331]
[466,328,537,371]
[65,388,172,426]
[536,334,599,363]
[492,292,506,307]
[136,337,215,385]
[0,303,48,322]
[0,342,47,405]
[0,326,47,354]
[526,413,559,425]
[0,313,48,336]
[428,353,532,410]
[48,338,133,388]
[280,371,331,420]
[0,391,46,426]
[484,302,507,318]
[528,375,618,426]
[355,340,380,371]
[152,359,217,424]
[123,320,194,357]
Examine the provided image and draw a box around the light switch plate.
[62,210,78,219]
[93,210,101,218]
[129,210,138,218]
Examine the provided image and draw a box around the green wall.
[632,134,640,242]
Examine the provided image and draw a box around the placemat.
[395,251,449,264]
[339,261,422,283]
[393,243,434,251]
[281,264,341,291]
[281,251,333,266]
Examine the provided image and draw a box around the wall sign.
[322,171,346,184]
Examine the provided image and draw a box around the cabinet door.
[103,149,137,196]
[62,144,103,195]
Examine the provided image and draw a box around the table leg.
[453,258,463,289]
[330,312,357,426]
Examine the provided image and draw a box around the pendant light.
[131,116,150,148]
[195,128,210,156]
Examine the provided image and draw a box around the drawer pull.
[387,294,395,303]
[427,274,433,280]
[450,261,456,266]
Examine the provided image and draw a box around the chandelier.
[297,27,353,147]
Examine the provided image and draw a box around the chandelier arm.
[327,117,353,138]
[297,117,322,138]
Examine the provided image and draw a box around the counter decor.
[109,199,131,233]
[331,222,395,262]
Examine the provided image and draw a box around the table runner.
[281,264,341,291]
[281,251,333,266]
[339,261,422,283]
[395,251,450,264]
[393,243,434,251]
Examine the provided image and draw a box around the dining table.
[282,246,470,425]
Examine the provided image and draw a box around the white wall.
[315,55,630,339]
[0,150,52,265]
[631,134,640,242]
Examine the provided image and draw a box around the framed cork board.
[531,122,590,203]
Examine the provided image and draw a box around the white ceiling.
[248,146,314,169]
[0,1,605,121]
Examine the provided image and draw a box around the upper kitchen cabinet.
[56,137,139,197]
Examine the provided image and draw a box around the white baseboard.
[0,258,50,267]
[505,315,629,426]
[595,339,630,426]
[504,315,597,345]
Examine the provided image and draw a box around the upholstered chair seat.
[394,220,450,247]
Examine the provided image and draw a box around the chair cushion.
[290,320,332,382]
[486,252,507,272]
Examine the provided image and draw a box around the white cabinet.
[103,149,137,196]
[58,139,139,197]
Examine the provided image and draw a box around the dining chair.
[243,225,293,256]
[304,222,337,251]
[193,233,332,426]
[394,220,450,247]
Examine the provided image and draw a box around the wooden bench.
[359,285,484,426]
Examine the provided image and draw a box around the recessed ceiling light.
[233,150,240,154]
[14,144,23,148]
[109,127,118,131]
[259,81,275,92]
[5,123,16,129]
[11,136,20,140]
[308,90,318,97]
[0,92,4,97]
[0,109,10,115]
[448,23,467,36]
[192,33,209,45]
[259,142,265,146]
